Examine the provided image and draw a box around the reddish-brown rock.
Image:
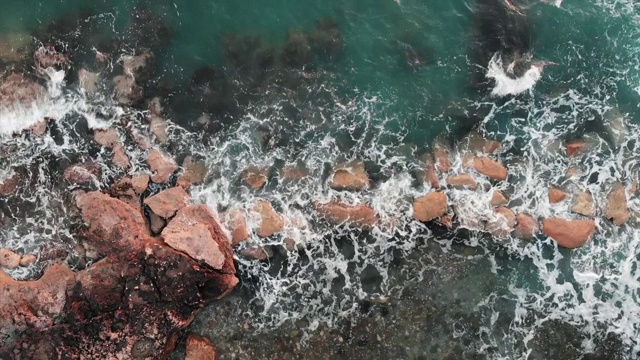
[242,166,269,190]
[571,191,595,217]
[113,75,142,106]
[0,74,46,117]
[146,149,178,183]
[549,188,568,204]
[186,334,220,360]
[112,144,131,169]
[240,246,274,261]
[433,145,452,173]
[446,174,478,189]
[491,191,508,207]
[144,186,190,219]
[514,214,538,239]
[0,249,21,269]
[34,45,69,71]
[0,172,20,196]
[148,114,168,142]
[606,183,629,226]
[225,209,250,245]
[149,212,166,234]
[413,192,448,222]
[472,157,508,181]
[279,165,311,182]
[329,160,370,191]
[93,128,119,148]
[565,141,587,157]
[131,174,150,194]
[253,199,285,238]
[19,254,37,267]
[78,69,98,95]
[29,119,48,135]
[543,218,596,248]
[437,214,454,229]
[178,156,207,188]
[315,202,377,229]
[486,207,516,237]
[63,161,102,186]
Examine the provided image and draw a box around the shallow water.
[1,0,640,358]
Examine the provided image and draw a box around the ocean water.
[1,0,640,359]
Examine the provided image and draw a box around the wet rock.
[329,160,370,191]
[0,172,20,196]
[437,214,454,229]
[147,113,168,142]
[566,166,580,178]
[63,161,102,186]
[571,191,595,217]
[149,212,166,234]
[314,202,378,229]
[433,141,452,173]
[0,249,21,269]
[413,192,448,222]
[446,174,478,189]
[418,153,440,189]
[542,218,596,248]
[490,190,508,207]
[93,128,119,148]
[471,157,507,181]
[0,74,47,120]
[279,165,311,182]
[19,254,37,267]
[283,238,297,252]
[113,75,143,106]
[241,166,269,190]
[549,187,568,204]
[282,29,312,68]
[186,334,219,360]
[146,148,178,183]
[34,45,70,72]
[224,209,250,245]
[113,144,132,169]
[131,174,150,194]
[178,156,207,188]
[460,131,501,154]
[0,33,30,63]
[240,246,274,261]
[606,183,629,226]
[29,118,49,135]
[253,199,285,238]
[486,207,516,237]
[78,69,98,95]
[144,186,190,219]
[513,213,538,239]
[122,51,153,83]
[565,141,587,157]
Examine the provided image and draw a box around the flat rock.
[148,114,168,142]
[178,156,207,188]
[315,202,377,229]
[549,188,568,204]
[0,249,21,269]
[490,191,508,207]
[446,173,478,189]
[486,207,516,237]
[472,157,508,181]
[606,183,629,226]
[144,186,190,219]
[514,213,538,239]
[131,174,150,194]
[186,334,219,360]
[241,166,269,190]
[543,218,596,248]
[571,191,595,217]
[253,199,285,237]
[146,149,178,183]
[224,209,250,245]
[63,161,101,186]
[329,160,370,191]
[94,128,119,148]
[413,192,448,222]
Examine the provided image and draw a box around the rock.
[240,246,274,261]
[471,157,508,181]
[543,218,596,248]
[566,167,580,178]
[29,118,49,136]
[565,141,587,157]
[94,128,119,148]
[19,254,37,267]
[630,182,638,196]
[253,199,285,238]
[413,192,448,222]
[446,174,478,189]
[549,188,568,204]
[122,52,153,82]
[0,172,20,196]
[418,153,440,189]
[279,165,311,182]
[144,187,190,219]
[460,131,501,154]
[513,214,538,239]
[178,156,207,188]
[34,45,70,71]
[437,214,454,229]
[314,202,377,229]
[146,149,178,183]
[283,238,297,252]
[113,75,142,106]
[486,207,516,237]
[0,249,21,269]
[149,212,166,234]
[131,175,150,194]
[63,161,102,186]
[162,205,235,272]
[433,141,452,173]
[490,191,508,207]
[78,69,98,95]
[147,114,168,142]
[224,209,250,245]
[186,334,219,360]
[0,74,47,134]
[241,166,269,190]
[329,160,370,191]
[112,144,132,169]
[606,183,629,226]
[0,33,30,63]
[571,191,595,217]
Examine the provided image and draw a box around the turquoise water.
[1,0,640,358]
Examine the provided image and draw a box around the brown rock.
[472,157,507,181]
[283,238,297,252]
[491,191,508,207]
[460,131,501,154]
[483,141,501,154]
[0,33,30,63]
[29,119,48,136]
[148,114,168,142]
[446,174,478,189]
[63,161,101,186]
[112,144,131,169]
[149,212,166,234]
[0,249,21,269]
[566,141,587,157]
[606,183,629,226]
[131,175,150,194]
[486,207,516,237]
[566,167,580,178]
[571,191,595,217]
[417,153,440,189]
[413,192,448,222]
[315,202,377,229]
[241,167,269,190]
[0,74,46,118]
[437,214,454,229]
[146,149,178,183]
[178,156,207,188]
[122,52,153,81]
[19,254,37,267]
[514,214,538,239]
[329,160,370,191]
[113,75,142,106]
[34,45,69,71]
[225,209,250,245]
[433,145,452,173]
[78,69,98,95]
[253,199,285,237]
[144,187,190,219]
[549,188,568,204]
[186,334,219,360]
[0,172,20,196]
[280,165,311,182]
[94,128,119,148]
[543,218,596,248]
[240,246,274,261]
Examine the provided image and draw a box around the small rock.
[471,157,508,181]
[490,191,508,207]
[240,246,274,261]
[446,174,478,189]
[253,199,285,238]
[178,156,207,188]
[94,128,119,148]
[513,214,538,239]
[29,118,49,136]
[433,142,452,173]
[437,214,454,229]
[122,52,153,82]
[186,334,219,360]
[131,174,150,194]
[147,114,168,142]
[566,167,580,178]
[34,45,70,71]
[413,192,448,222]
[149,212,166,234]
[78,69,98,95]
[279,165,311,182]
[314,202,377,229]
[629,182,638,196]
[224,209,250,245]
[112,144,131,169]
[549,188,568,204]
[543,218,596,248]
[329,160,370,191]
[144,187,190,219]
[486,207,516,237]
[571,191,595,217]
[418,153,440,189]
[241,167,269,190]
[565,141,587,157]
[0,172,20,196]
[606,183,629,226]
[146,149,178,183]
[113,75,142,106]
[19,254,37,267]
[63,161,101,186]
[0,249,21,269]
[283,238,297,252]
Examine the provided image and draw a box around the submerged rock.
[122,51,154,83]
[0,172,20,196]
[0,33,30,63]
[224,209,251,245]
[241,166,269,190]
[486,207,516,237]
[63,161,102,187]
[314,202,377,229]
[605,183,629,226]
[0,249,21,269]
[433,141,452,173]
[418,153,440,189]
[471,157,508,181]
[113,75,142,106]
[240,246,274,261]
[446,173,478,190]
[78,69,98,95]
[178,156,207,188]
[146,148,178,183]
[329,160,370,191]
[571,191,595,217]
[144,186,190,219]
[186,334,219,360]
[513,213,538,239]
[253,199,285,238]
[413,192,448,222]
[542,218,596,248]
[34,44,70,72]
[565,141,587,157]
[279,165,311,183]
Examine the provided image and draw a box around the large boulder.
[224,209,251,245]
[549,188,568,204]
[486,207,516,237]
[241,166,269,190]
[0,172,20,196]
[144,186,190,219]
[605,183,629,226]
[542,218,596,248]
[314,202,377,229]
[329,160,370,191]
[0,74,48,134]
[178,156,207,188]
[413,192,448,222]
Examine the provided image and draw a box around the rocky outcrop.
[186,334,220,360]
[144,186,190,218]
[241,166,269,190]
[433,140,452,173]
[571,191,595,217]
[513,213,538,239]
[64,161,102,187]
[34,45,70,72]
[113,75,143,106]
[549,188,567,204]
[314,202,377,229]
[0,74,46,114]
[413,192,448,222]
[446,174,478,189]
[471,157,508,181]
[329,160,370,191]
[542,218,596,248]
[606,183,629,226]
[146,148,178,183]
[78,69,98,95]
[253,199,285,237]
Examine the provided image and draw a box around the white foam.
[486,53,543,97]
